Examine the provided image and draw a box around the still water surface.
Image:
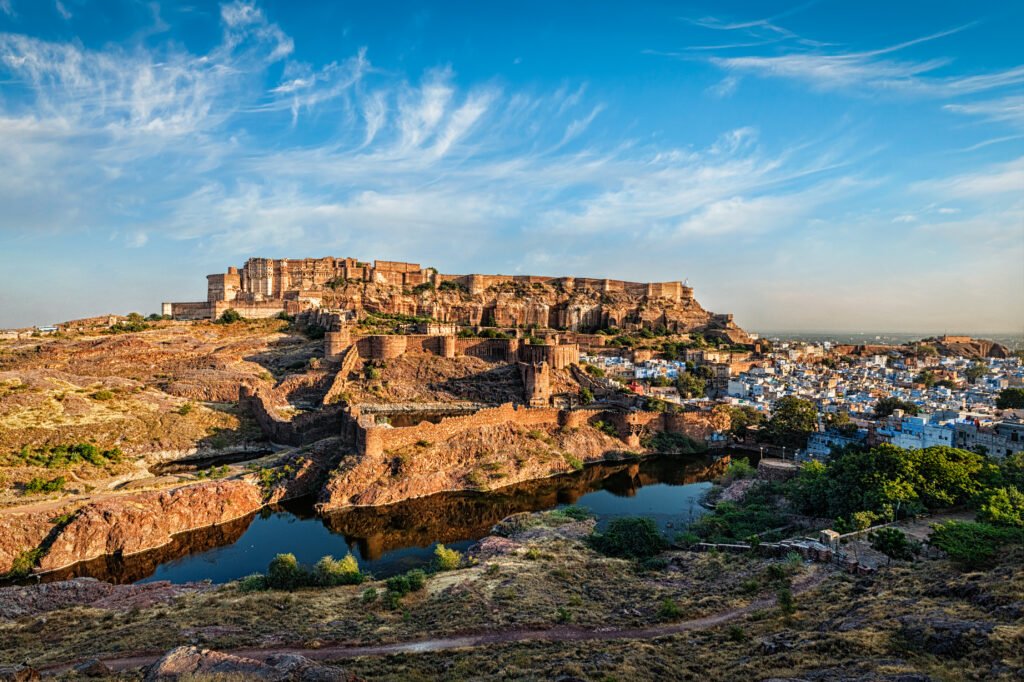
[43,453,731,585]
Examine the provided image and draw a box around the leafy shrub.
[726,458,757,480]
[386,575,412,595]
[361,587,378,604]
[777,587,796,616]
[5,548,42,578]
[10,443,122,469]
[216,308,243,324]
[304,324,326,340]
[434,543,463,570]
[108,313,149,334]
[91,389,115,401]
[644,431,707,455]
[869,527,920,562]
[579,387,595,404]
[438,280,467,292]
[266,553,304,589]
[412,282,435,294]
[593,420,619,438]
[555,505,593,521]
[589,517,668,559]
[977,486,1024,528]
[658,598,683,620]
[313,554,365,586]
[406,569,426,592]
[177,402,194,416]
[236,574,268,592]
[563,453,584,471]
[24,476,66,494]
[929,521,1024,569]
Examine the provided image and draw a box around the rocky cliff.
[0,451,331,577]
[323,280,750,340]
[320,421,637,509]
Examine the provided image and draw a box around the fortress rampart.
[165,257,701,323]
[351,401,728,458]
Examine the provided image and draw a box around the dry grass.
[1,514,1021,679]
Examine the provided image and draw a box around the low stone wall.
[167,302,213,320]
[605,405,731,448]
[355,402,719,457]
[240,384,346,446]
[213,301,285,320]
[757,458,801,482]
[358,402,565,457]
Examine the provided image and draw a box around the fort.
[163,256,751,343]
[159,257,748,487]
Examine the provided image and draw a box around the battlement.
[192,257,692,307]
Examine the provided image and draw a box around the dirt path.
[38,566,828,676]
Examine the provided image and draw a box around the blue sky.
[0,0,1022,333]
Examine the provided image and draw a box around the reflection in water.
[31,453,730,585]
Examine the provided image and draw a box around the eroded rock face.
[145,646,355,681]
[37,479,266,572]
[0,448,333,576]
[0,512,59,578]
[318,422,628,509]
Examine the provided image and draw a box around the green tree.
[977,486,1024,528]
[588,517,668,558]
[764,397,818,448]
[995,388,1024,409]
[874,397,920,418]
[825,411,858,436]
[914,370,937,388]
[728,405,765,439]
[676,372,706,399]
[786,460,830,516]
[964,362,988,384]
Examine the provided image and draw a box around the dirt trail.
[38,567,828,676]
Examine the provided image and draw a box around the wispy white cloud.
[915,155,1024,198]
[0,0,13,17]
[701,22,1024,99]
[54,0,70,20]
[945,95,1024,128]
[707,75,739,98]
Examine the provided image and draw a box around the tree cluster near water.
[787,445,988,526]
[691,443,1024,566]
[762,396,818,448]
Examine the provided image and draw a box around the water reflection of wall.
[323,454,728,560]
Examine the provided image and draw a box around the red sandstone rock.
[144,646,355,681]
[37,480,265,572]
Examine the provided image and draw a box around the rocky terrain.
[323,278,750,341]
[0,508,1019,680]
[320,420,633,508]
